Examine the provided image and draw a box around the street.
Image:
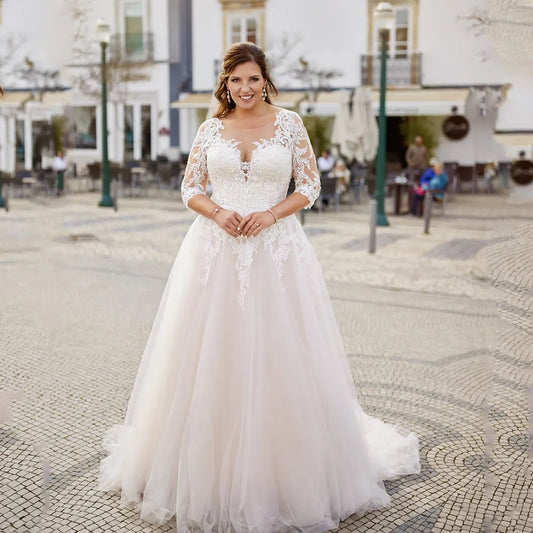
[1,192,531,532]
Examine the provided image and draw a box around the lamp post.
[96,19,113,207]
[374,2,394,226]
[0,172,5,210]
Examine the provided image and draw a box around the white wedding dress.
[98,109,420,533]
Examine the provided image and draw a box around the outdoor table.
[387,177,412,215]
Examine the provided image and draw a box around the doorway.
[386,116,407,172]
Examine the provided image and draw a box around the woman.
[410,161,448,216]
[99,42,420,533]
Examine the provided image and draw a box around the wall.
[265,0,366,89]
[436,93,507,165]
[418,0,509,86]
[1,0,73,88]
[192,0,222,91]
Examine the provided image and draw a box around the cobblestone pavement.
[1,192,531,533]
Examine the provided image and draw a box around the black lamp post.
[96,19,113,208]
[374,2,394,226]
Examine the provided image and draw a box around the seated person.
[418,157,439,187]
[410,162,448,215]
[330,159,351,195]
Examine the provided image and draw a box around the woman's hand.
[239,210,277,238]
[213,208,243,238]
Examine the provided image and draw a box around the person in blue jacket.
[418,157,439,187]
[410,161,448,215]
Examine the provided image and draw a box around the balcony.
[361,52,421,87]
[109,32,154,63]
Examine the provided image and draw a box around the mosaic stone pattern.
[0,193,531,532]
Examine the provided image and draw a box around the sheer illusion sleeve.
[291,114,321,208]
[181,120,212,209]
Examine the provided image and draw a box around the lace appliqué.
[282,113,321,208]
[191,109,321,310]
[181,119,220,209]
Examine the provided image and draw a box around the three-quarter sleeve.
[181,121,212,209]
[291,114,321,208]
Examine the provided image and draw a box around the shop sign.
[511,160,533,185]
[442,115,470,140]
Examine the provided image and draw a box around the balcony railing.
[361,52,421,86]
[109,32,154,63]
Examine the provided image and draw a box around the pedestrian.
[99,42,420,533]
[53,150,67,196]
[317,149,335,178]
[405,136,429,179]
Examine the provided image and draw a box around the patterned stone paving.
[0,193,531,532]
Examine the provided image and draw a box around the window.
[124,105,134,159]
[64,106,97,150]
[124,1,144,56]
[394,8,410,59]
[15,120,24,163]
[227,15,259,47]
[373,6,411,58]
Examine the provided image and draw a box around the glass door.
[372,6,412,85]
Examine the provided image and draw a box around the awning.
[0,90,71,108]
[371,88,470,116]
[39,91,72,106]
[0,91,33,107]
[171,93,212,109]
[494,132,533,159]
[305,88,471,116]
[171,91,307,109]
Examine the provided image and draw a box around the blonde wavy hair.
[213,42,278,119]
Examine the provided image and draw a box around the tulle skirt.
[98,215,420,533]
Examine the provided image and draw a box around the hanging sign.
[442,115,470,140]
[511,160,533,185]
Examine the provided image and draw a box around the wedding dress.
[98,108,420,533]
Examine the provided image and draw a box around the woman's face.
[226,61,266,111]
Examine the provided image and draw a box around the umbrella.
[332,88,378,164]
[351,87,379,164]
[331,90,355,161]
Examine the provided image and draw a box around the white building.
[2,0,532,175]
[0,0,189,173]
[173,0,533,165]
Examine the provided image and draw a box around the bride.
[98,42,420,533]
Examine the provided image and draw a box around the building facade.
[0,0,192,173]
[1,0,531,174]
[173,0,533,164]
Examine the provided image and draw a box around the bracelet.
[212,207,220,219]
[267,208,278,224]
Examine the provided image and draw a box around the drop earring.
[262,86,267,101]
[227,89,232,104]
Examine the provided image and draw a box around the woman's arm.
[181,121,242,238]
[188,194,242,238]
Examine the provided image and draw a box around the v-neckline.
[215,109,284,165]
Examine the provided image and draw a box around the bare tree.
[15,57,62,96]
[0,34,26,85]
[67,0,150,103]
[289,56,341,110]
[463,0,533,70]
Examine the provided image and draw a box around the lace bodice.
[180,109,321,309]
[181,109,320,215]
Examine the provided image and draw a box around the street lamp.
[96,18,113,207]
[374,2,394,226]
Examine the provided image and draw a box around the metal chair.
[317,178,340,212]
[456,165,475,193]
